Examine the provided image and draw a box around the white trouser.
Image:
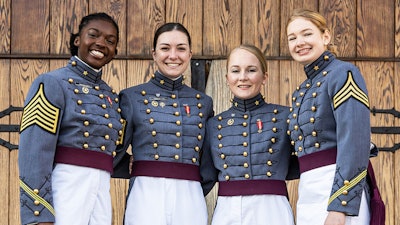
[124,176,208,225]
[297,164,370,225]
[51,163,111,225]
[211,195,295,225]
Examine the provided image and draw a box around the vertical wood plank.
[166,0,203,56]
[0,0,11,53]
[356,0,394,57]
[127,0,165,55]
[0,59,10,225]
[396,0,400,57]
[203,0,241,56]
[241,0,280,56]
[11,0,50,54]
[358,61,395,225]
[319,0,357,57]
[280,0,318,56]
[10,59,50,225]
[89,0,127,55]
[263,60,282,104]
[394,62,400,225]
[50,0,88,54]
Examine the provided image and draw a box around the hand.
[324,211,346,225]
[129,155,134,174]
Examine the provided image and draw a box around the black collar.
[304,51,335,80]
[231,94,265,112]
[68,56,103,83]
[150,71,185,91]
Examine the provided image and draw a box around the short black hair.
[69,12,119,56]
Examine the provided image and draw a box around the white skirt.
[297,164,370,225]
[212,194,295,225]
[52,163,111,225]
[124,176,208,225]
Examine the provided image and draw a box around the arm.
[327,66,371,215]
[19,76,64,224]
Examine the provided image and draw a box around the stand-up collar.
[304,51,335,79]
[150,71,185,91]
[68,56,103,83]
[231,94,265,112]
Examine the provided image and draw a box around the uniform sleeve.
[112,90,133,178]
[327,65,371,215]
[18,75,64,224]
[200,121,218,196]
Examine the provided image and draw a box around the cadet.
[286,8,383,225]
[18,13,123,225]
[113,22,214,225]
[200,44,299,225]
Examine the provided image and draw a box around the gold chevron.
[20,83,60,134]
[20,179,55,215]
[333,71,370,109]
[328,169,367,205]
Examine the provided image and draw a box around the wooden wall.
[0,0,398,224]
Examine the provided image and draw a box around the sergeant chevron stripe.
[20,83,60,134]
[19,179,55,215]
[333,71,370,109]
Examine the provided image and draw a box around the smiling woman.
[18,12,124,225]
[113,22,214,225]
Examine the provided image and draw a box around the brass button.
[101,146,106,151]
[225,175,230,181]
[243,163,249,168]
[341,201,347,206]
[266,171,272,177]
[154,154,159,160]
[192,158,197,163]
[153,143,158,148]
[174,155,179,160]
[220,154,225,159]
[34,200,40,205]
[33,189,39,194]
[34,211,40,216]
[244,174,250,179]
[83,143,89,149]
[344,180,350,185]
[223,164,228,169]
[175,143,180,149]
[243,151,248,157]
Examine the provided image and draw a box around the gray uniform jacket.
[113,71,214,181]
[18,56,124,224]
[200,94,299,196]
[287,51,371,215]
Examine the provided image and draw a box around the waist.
[131,160,201,181]
[55,146,113,173]
[298,148,337,173]
[218,179,288,197]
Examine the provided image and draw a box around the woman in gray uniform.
[200,44,299,225]
[114,23,214,225]
[286,8,382,225]
[18,13,123,225]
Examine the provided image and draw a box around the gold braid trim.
[333,71,369,109]
[20,83,60,134]
[328,169,367,205]
[19,179,55,215]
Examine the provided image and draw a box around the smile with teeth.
[166,63,180,67]
[90,50,105,59]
